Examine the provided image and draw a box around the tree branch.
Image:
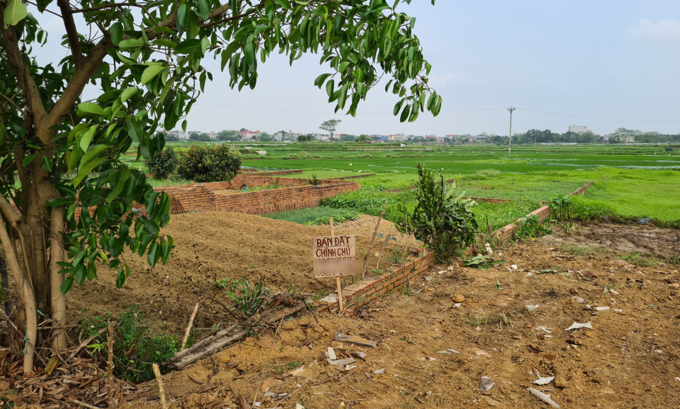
[57,0,83,68]
[46,36,114,126]
[0,194,20,225]
[0,3,48,131]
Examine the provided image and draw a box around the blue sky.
[34,1,680,135]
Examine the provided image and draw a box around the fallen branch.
[181,302,201,350]
[362,207,387,278]
[166,300,310,370]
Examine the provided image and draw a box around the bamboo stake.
[330,218,343,312]
[107,320,115,408]
[152,364,167,409]
[362,207,387,278]
[181,302,200,350]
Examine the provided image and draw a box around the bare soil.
[66,212,401,336]
[118,221,680,408]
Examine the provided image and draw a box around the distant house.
[209,131,217,139]
[568,125,588,135]
[239,130,260,139]
[473,136,487,143]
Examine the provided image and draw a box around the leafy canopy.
[0,0,440,295]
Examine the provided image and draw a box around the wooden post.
[107,321,115,408]
[330,218,343,311]
[152,364,168,409]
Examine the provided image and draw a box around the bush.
[396,163,478,262]
[514,215,552,240]
[145,147,178,179]
[80,307,181,383]
[177,143,242,182]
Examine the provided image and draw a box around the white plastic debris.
[565,322,593,331]
[454,303,462,308]
[533,376,555,385]
[448,349,460,354]
[527,388,560,408]
[327,347,337,360]
[511,265,518,270]
[479,376,495,391]
[373,368,385,374]
[595,306,610,311]
[527,305,540,312]
[576,298,584,304]
[535,326,552,334]
[613,309,623,313]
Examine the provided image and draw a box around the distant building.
[568,125,588,135]
[209,131,217,139]
[239,130,260,139]
[473,135,487,143]
[388,133,406,141]
[273,132,284,142]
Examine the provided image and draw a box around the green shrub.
[514,215,552,240]
[177,143,241,182]
[79,307,181,383]
[226,278,271,317]
[549,196,576,220]
[396,163,478,262]
[144,147,178,179]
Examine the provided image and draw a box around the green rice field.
[131,141,680,228]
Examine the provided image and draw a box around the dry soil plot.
[124,223,680,409]
[66,212,398,335]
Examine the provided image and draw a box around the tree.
[177,144,241,182]
[356,134,371,143]
[396,163,477,262]
[259,132,273,142]
[320,119,342,141]
[145,147,178,179]
[165,134,180,142]
[239,128,247,132]
[217,130,238,141]
[297,134,308,142]
[189,133,201,141]
[0,0,439,373]
[339,134,355,142]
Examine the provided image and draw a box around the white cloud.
[428,74,455,87]
[629,19,680,41]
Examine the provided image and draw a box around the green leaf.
[141,64,165,85]
[152,38,178,48]
[147,241,159,267]
[245,43,255,67]
[60,276,74,295]
[120,87,137,103]
[41,156,53,172]
[125,119,143,143]
[338,84,349,109]
[3,0,28,27]
[110,23,123,45]
[118,38,145,50]
[198,0,210,20]
[400,104,411,123]
[80,144,109,166]
[116,269,126,288]
[22,154,37,168]
[313,73,331,88]
[73,158,105,187]
[339,61,351,73]
[106,169,130,202]
[79,125,97,152]
[177,3,188,32]
[77,102,105,117]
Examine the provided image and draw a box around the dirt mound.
[541,222,680,258]
[125,224,680,408]
[66,212,396,335]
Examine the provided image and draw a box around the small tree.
[178,144,241,183]
[339,134,355,142]
[320,119,342,141]
[189,133,201,141]
[356,135,371,143]
[145,148,178,180]
[396,163,478,262]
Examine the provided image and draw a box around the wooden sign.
[313,234,358,278]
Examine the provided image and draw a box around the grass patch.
[561,245,603,257]
[262,206,361,225]
[621,252,658,267]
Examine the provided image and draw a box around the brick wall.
[320,251,436,313]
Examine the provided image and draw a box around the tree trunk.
[0,217,37,374]
[50,206,66,352]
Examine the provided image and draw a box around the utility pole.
[507,107,515,157]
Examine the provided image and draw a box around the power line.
[517,107,680,123]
